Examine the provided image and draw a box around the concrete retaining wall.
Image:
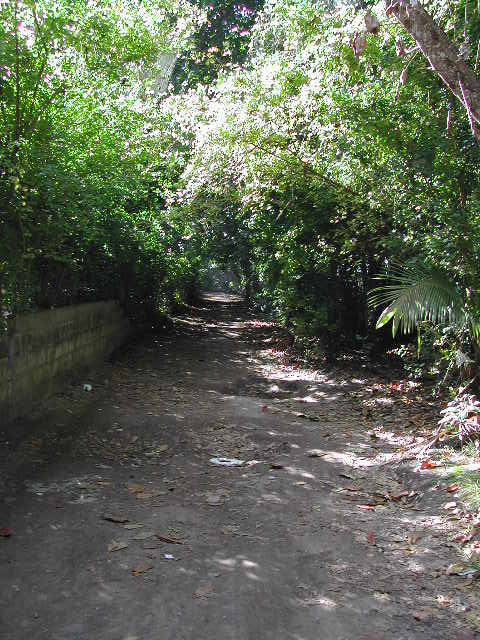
[0,301,131,424]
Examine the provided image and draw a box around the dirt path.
[0,294,478,639]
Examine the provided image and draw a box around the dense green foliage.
[3,0,480,372]
[174,0,480,358]
[1,0,199,319]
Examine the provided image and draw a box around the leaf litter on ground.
[366,531,376,546]
[132,564,153,576]
[103,514,129,524]
[193,583,216,599]
[155,533,184,544]
[131,531,155,541]
[108,541,129,552]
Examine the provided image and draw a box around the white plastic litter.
[209,457,244,467]
[164,554,175,561]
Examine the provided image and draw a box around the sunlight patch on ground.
[245,572,261,581]
[201,292,243,303]
[212,555,263,581]
[293,394,318,403]
[260,493,284,503]
[284,466,315,479]
[242,559,258,569]
[296,594,337,609]
[321,450,365,467]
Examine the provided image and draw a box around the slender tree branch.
[247,140,354,197]
[25,3,52,133]
[459,76,480,140]
[25,82,67,135]
[24,53,49,133]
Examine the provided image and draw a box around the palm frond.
[368,263,466,337]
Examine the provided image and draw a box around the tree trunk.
[387,0,480,136]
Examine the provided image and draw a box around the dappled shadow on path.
[0,293,477,640]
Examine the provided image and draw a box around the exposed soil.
[0,293,478,639]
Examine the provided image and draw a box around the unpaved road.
[0,294,478,639]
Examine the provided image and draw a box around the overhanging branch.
[387,0,480,128]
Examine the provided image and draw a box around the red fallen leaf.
[446,483,459,493]
[389,491,409,501]
[262,405,269,413]
[358,505,375,511]
[0,528,12,537]
[419,459,441,470]
[366,531,376,545]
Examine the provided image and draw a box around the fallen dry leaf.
[419,459,442,471]
[132,564,153,576]
[389,491,409,501]
[446,483,460,493]
[126,482,145,494]
[436,595,451,609]
[0,528,12,537]
[344,485,362,492]
[108,541,129,553]
[155,533,184,544]
[103,514,129,524]
[124,523,144,530]
[366,531,376,545]
[221,525,239,536]
[135,490,165,500]
[358,505,375,511]
[446,563,466,575]
[193,583,215,599]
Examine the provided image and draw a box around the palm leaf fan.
[368,263,466,337]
